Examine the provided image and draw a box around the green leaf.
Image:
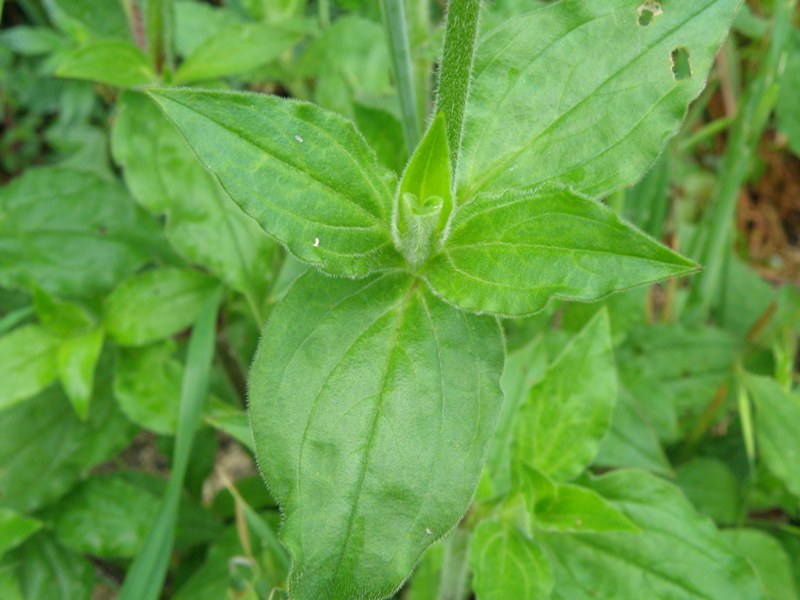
[535,482,639,534]
[0,533,95,600]
[722,529,800,600]
[58,328,104,421]
[425,186,697,317]
[0,509,42,558]
[148,88,401,277]
[174,22,303,84]
[775,29,800,157]
[395,114,453,270]
[0,167,165,299]
[249,270,504,599]
[57,40,158,88]
[514,309,616,481]
[675,457,742,525]
[104,267,218,347]
[45,0,130,40]
[32,287,95,337]
[0,325,59,413]
[405,530,472,600]
[112,91,276,306]
[113,342,183,435]
[352,100,406,174]
[542,470,763,600]
[469,520,553,600]
[745,373,800,499]
[0,371,135,513]
[456,0,743,201]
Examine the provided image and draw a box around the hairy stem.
[435,0,481,175]
[382,0,421,154]
[686,0,797,320]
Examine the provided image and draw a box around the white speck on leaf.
[425,527,433,535]
[294,134,304,142]
[313,237,320,247]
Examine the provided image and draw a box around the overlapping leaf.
[249,270,504,599]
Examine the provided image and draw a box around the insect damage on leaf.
[637,1,663,26]
[671,47,693,81]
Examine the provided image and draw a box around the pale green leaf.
[58,328,104,421]
[32,287,95,337]
[457,0,743,201]
[0,325,59,413]
[112,91,276,303]
[722,529,800,600]
[174,22,303,84]
[0,167,165,299]
[148,88,401,277]
[425,186,697,317]
[535,482,639,533]
[0,509,42,558]
[469,520,553,600]
[542,470,763,600]
[514,309,616,481]
[104,267,218,347]
[746,373,800,499]
[57,40,158,88]
[249,270,504,599]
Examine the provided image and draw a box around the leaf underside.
[248,270,504,600]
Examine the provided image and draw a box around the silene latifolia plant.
[145,0,745,597]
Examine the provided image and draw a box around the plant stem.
[435,0,481,175]
[685,0,797,321]
[382,0,421,155]
[318,0,330,28]
[146,0,174,75]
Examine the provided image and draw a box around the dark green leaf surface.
[174,22,303,84]
[746,373,800,498]
[515,309,616,481]
[249,270,504,599]
[469,520,553,600]
[0,167,164,299]
[0,325,59,412]
[45,0,130,40]
[57,41,158,88]
[148,88,401,277]
[104,267,218,346]
[112,92,275,303]
[425,186,697,317]
[456,0,743,201]
[542,470,763,599]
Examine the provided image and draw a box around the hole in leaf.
[637,1,663,26]
[670,47,692,81]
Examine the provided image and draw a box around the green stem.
[382,0,421,154]
[147,0,174,75]
[686,0,797,320]
[318,0,330,28]
[435,0,481,174]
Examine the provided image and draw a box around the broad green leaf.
[148,88,401,277]
[776,30,800,157]
[0,325,59,413]
[58,328,104,421]
[515,309,616,481]
[469,520,553,600]
[0,26,68,56]
[57,41,158,88]
[535,482,639,533]
[249,270,504,599]
[112,92,276,303]
[593,386,673,476]
[723,529,800,600]
[0,509,42,557]
[353,100,406,173]
[44,0,130,40]
[618,323,740,441]
[104,267,218,347]
[174,22,303,84]
[675,457,742,525]
[0,167,165,299]
[0,533,95,600]
[425,186,697,317]
[32,287,94,337]
[395,114,453,270]
[0,373,135,513]
[174,0,240,57]
[542,470,763,600]
[113,342,183,435]
[457,0,743,201]
[746,373,800,499]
